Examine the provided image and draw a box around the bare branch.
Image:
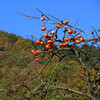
[74,18,79,26]
[36,8,49,19]
[27,54,54,83]
[49,59,61,81]
[81,38,97,49]
[48,14,61,22]
[72,47,93,95]
[29,86,92,99]
[91,26,99,38]
[18,12,40,19]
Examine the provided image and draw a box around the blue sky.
[0,0,100,39]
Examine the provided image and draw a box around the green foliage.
[97,92,100,100]
[0,30,5,35]
[8,33,17,43]
[1,32,9,38]
[0,91,15,100]
[0,31,17,43]
[0,70,4,79]
[0,46,4,51]
[61,65,74,73]
[0,30,100,100]
[44,91,74,100]
[51,72,59,82]
[0,64,4,68]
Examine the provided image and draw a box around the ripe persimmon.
[74,37,78,40]
[77,34,82,38]
[64,20,69,25]
[36,40,40,45]
[47,40,52,44]
[46,44,51,49]
[93,39,98,44]
[91,31,94,35]
[35,58,39,61]
[59,43,63,46]
[80,37,83,42]
[36,50,41,54]
[49,48,53,52]
[64,37,69,41]
[67,30,73,34]
[31,50,35,54]
[49,34,54,37]
[41,26,46,31]
[41,41,46,46]
[73,30,77,34]
[44,33,48,37]
[63,42,68,46]
[56,24,60,28]
[75,40,80,44]
[40,15,45,21]
[65,28,69,31]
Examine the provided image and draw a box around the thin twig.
[28,86,92,99]
[27,54,54,83]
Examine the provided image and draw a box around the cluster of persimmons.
[31,15,98,61]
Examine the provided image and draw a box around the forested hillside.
[0,30,100,100]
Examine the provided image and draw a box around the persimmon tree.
[11,9,100,100]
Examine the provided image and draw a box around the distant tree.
[8,33,18,43]
[0,31,17,43]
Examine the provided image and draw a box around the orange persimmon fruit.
[35,58,39,61]
[44,33,48,37]
[36,40,40,45]
[31,50,35,54]
[56,24,60,28]
[40,15,45,21]
[47,40,52,44]
[49,48,53,52]
[67,30,73,34]
[64,37,69,41]
[63,42,68,46]
[65,28,69,31]
[59,43,63,46]
[49,34,54,37]
[91,31,94,35]
[80,37,83,42]
[93,39,98,44]
[41,26,46,31]
[77,34,82,38]
[36,50,41,54]
[64,20,69,25]
[75,40,80,44]
[46,44,51,49]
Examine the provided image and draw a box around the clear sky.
[0,0,100,39]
